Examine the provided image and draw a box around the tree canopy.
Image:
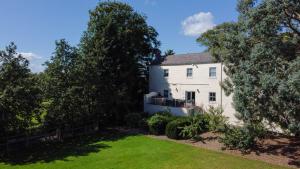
[0,43,42,137]
[78,1,160,125]
[198,0,300,135]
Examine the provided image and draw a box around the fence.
[0,122,99,154]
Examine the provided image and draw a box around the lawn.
[0,133,291,169]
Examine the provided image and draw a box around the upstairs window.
[163,90,169,98]
[209,67,216,78]
[186,68,193,77]
[209,92,216,102]
[163,69,169,77]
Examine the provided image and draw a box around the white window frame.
[186,68,193,78]
[209,67,217,78]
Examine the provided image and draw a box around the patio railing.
[149,97,194,108]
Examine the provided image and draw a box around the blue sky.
[0,0,238,72]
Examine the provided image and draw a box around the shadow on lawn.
[253,135,300,168]
[0,128,141,165]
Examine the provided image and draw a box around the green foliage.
[0,43,42,136]
[198,0,300,135]
[43,39,85,129]
[154,111,173,117]
[40,1,161,129]
[206,106,228,132]
[147,114,171,135]
[124,113,142,128]
[78,1,161,125]
[164,49,175,56]
[180,114,209,139]
[165,117,191,139]
[138,118,149,131]
[220,124,266,151]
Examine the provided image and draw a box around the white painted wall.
[147,63,240,124]
[144,103,190,116]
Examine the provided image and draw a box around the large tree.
[0,43,42,138]
[79,1,160,125]
[198,0,300,135]
[43,39,86,129]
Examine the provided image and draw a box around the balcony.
[149,96,195,108]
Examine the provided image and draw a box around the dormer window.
[163,69,169,77]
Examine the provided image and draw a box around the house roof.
[159,52,213,66]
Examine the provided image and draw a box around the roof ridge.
[159,52,213,66]
[167,52,209,57]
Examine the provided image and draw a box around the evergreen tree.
[198,0,300,135]
[79,2,160,125]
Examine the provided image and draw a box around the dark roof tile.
[159,52,213,65]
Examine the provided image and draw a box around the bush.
[125,113,142,128]
[147,114,171,135]
[138,118,149,131]
[165,117,191,139]
[180,114,210,139]
[154,111,173,117]
[205,106,228,132]
[220,124,266,151]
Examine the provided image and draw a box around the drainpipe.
[220,62,223,109]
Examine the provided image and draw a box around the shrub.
[180,114,210,139]
[220,124,266,152]
[205,106,228,132]
[138,118,149,131]
[125,113,142,128]
[188,106,205,116]
[147,114,171,135]
[165,117,191,139]
[154,111,172,117]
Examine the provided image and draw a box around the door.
[185,91,195,105]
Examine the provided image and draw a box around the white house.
[144,52,239,124]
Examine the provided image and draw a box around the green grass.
[0,134,290,169]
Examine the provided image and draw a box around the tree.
[0,43,42,138]
[43,39,86,129]
[79,1,160,125]
[151,49,174,65]
[164,49,175,56]
[198,0,300,136]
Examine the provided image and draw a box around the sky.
[0,0,239,72]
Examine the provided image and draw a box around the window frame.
[209,67,217,78]
[209,92,216,102]
[163,90,169,98]
[163,69,169,77]
[186,68,193,78]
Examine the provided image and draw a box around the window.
[163,69,169,77]
[209,67,216,78]
[163,90,169,98]
[209,92,216,102]
[187,68,193,77]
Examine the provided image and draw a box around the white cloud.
[19,52,42,61]
[181,12,215,37]
[18,52,45,73]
